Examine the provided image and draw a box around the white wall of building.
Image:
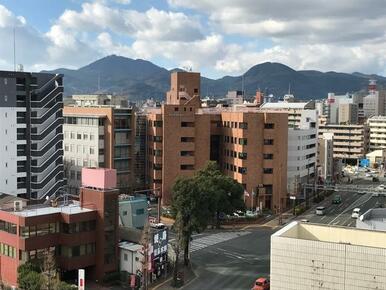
[63,120,104,188]
[0,108,25,196]
[119,243,142,274]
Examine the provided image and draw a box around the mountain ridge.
[43,55,386,100]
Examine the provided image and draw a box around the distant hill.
[43,55,386,100]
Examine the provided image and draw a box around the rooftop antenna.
[13,25,16,72]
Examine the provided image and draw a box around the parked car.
[251,277,270,290]
[316,206,326,216]
[351,208,361,219]
[246,210,258,217]
[332,195,342,204]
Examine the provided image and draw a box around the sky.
[0,0,386,78]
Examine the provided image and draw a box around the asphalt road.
[298,185,386,227]
[184,227,274,290]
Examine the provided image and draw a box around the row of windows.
[20,223,60,238]
[64,117,104,126]
[223,164,273,174]
[0,243,16,258]
[221,122,275,130]
[181,164,195,170]
[174,107,194,112]
[64,131,98,141]
[65,157,99,168]
[64,144,99,155]
[224,150,273,160]
[148,148,162,157]
[0,221,17,234]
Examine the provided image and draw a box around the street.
[299,184,386,227]
[184,227,274,290]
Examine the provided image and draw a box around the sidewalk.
[151,266,196,290]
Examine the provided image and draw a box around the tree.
[55,281,75,290]
[17,263,43,290]
[171,161,245,266]
[42,248,57,290]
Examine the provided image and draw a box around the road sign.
[78,269,85,290]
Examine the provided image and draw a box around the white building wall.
[0,108,23,196]
[119,247,142,274]
[271,235,386,290]
[63,122,103,188]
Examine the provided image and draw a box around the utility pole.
[141,222,151,290]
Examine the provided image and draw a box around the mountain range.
[43,55,386,100]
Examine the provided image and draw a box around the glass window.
[90,134,95,140]
[36,223,49,236]
[90,147,95,155]
[83,133,88,140]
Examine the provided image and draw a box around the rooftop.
[260,102,311,109]
[1,201,95,217]
[274,221,386,249]
[119,241,142,252]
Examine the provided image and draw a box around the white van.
[351,208,360,219]
[316,206,326,216]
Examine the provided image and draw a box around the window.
[64,145,69,152]
[124,253,128,261]
[83,133,88,140]
[71,132,75,139]
[90,134,95,140]
[153,136,162,142]
[238,167,247,174]
[154,150,162,157]
[181,137,195,142]
[238,152,247,160]
[77,145,81,153]
[136,209,145,215]
[264,139,274,145]
[264,123,275,129]
[239,122,248,129]
[180,151,194,156]
[263,154,273,160]
[181,164,194,170]
[99,135,104,140]
[263,168,273,174]
[123,211,128,216]
[90,147,95,155]
[154,121,163,127]
[181,122,194,127]
[77,133,82,140]
[174,107,179,111]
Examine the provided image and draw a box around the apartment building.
[63,100,135,193]
[0,70,64,200]
[0,168,119,288]
[145,72,288,211]
[319,124,369,163]
[318,133,334,183]
[367,116,386,151]
[326,93,363,124]
[363,91,386,117]
[271,221,386,290]
[260,101,318,195]
[339,103,358,124]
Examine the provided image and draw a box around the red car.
[251,277,270,290]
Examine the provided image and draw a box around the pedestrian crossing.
[190,231,251,253]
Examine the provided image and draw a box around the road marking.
[320,216,326,220]
[190,231,251,253]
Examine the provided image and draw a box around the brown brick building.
[146,72,288,211]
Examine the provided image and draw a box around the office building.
[145,72,288,211]
[319,124,369,163]
[271,221,386,290]
[0,168,119,288]
[63,100,135,193]
[0,70,64,200]
[134,112,148,190]
[338,103,358,124]
[367,116,386,151]
[260,101,318,195]
[317,133,334,183]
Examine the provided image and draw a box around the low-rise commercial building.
[271,221,386,290]
[318,124,369,163]
[0,168,119,288]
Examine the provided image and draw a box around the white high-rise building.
[0,71,64,199]
[261,101,318,194]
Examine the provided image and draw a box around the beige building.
[338,103,358,124]
[271,221,386,290]
[145,72,288,211]
[319,124,369,162]
[367,116,386,151]
[64,102,135,193]
[318,132,334,183]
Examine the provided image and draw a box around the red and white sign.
[78,269,85,290]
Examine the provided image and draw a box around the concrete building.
[367,116,386,151]
[118,242,142,275]
[338,103,358,124]
[118,196,148,230]
[70,94,128,107]
[0,70,64,200]
[318,132,334,183]
[63,102,135,193]
[260,101,318,195]
[271,221,386,290]
[363,90,386,117]
[356,208,386,232]
[145,71,288,211]
[319,124,369,163]
[0,168,119,288]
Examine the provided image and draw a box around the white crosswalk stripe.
[190,231,250,253]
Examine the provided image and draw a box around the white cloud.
[113,0,131,4]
